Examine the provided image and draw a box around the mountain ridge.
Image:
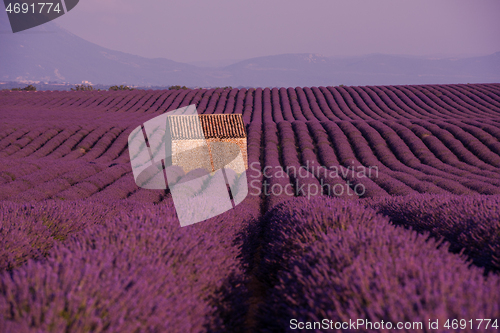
[1,15,499,87]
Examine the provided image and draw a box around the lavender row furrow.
[369,194,500,273]
[0,198,258,332]
[262,122,294,208]
[410,120,500,178]
[367,120,478,194]
[431,120,500,168]
[255,197,500,333]
[323,121,409,196]
[293,121,359,199]
[442,85,500,115]
[278,121,321,198]
[383,120,500,193]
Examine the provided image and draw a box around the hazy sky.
[50,0,500,63]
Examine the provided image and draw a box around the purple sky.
[54,0,500,63]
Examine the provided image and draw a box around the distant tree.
[209,86,233,90]
[23,84,37,91]
[109,85,134,91]
[11,84,37,91]
[71,84,96,91]
[168,85,188,90]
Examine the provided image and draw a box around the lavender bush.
[256,197,500,333]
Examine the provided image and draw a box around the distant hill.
[217,52,500,87]
[0,15,207,86]
[1,14,499,87]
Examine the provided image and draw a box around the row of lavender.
[254,196,500,332]
[0,158,247,205]
[0,186,262,332]
[368,194,500,273]
[244,117,500,211]
[2,120,500,204]
[0,97,265,330]
[2,117,500,173]
[1,83,500,331]
[2,84,500,122]
[2,193,499,332]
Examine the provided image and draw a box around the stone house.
[167,114,247,175]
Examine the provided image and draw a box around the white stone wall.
[171,139,213,174]
[171,138,248,175]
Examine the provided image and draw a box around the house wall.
[171,139,213,174]
[171,138,248,175]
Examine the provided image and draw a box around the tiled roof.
[168,114,246,140]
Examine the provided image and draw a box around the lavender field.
[1,83,500,332]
